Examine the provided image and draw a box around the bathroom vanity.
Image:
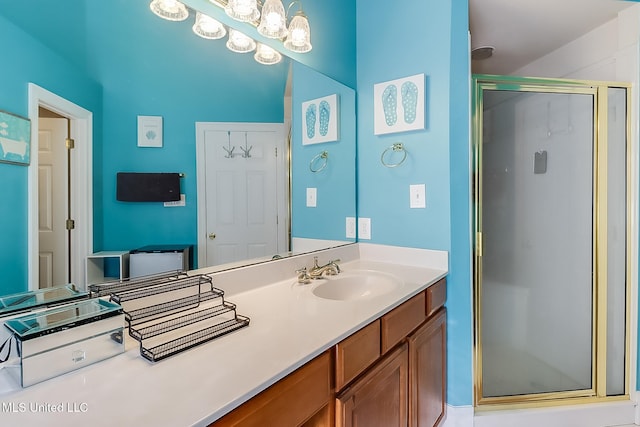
[0,243,447,427]
[211,278,446,427]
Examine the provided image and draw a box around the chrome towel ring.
[381,143,407,168]
[310,150,329,173]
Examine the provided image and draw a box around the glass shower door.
[478,87,596,399]
[475,77,630,405]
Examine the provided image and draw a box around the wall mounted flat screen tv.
[116,172,181,202]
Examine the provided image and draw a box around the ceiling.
[469,0,636,75]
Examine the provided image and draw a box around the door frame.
[472,74,633,407]
[27,83,93,290]
[195,121,288,268]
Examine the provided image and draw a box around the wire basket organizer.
[88,270,188,298]
[91,271,250,362]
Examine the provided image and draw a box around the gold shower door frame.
[472,75,632,408]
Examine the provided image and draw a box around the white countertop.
[0,244,447,426]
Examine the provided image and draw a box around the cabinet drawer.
[211,351,331,427]
[426,278,446,318]
[381,292,427,354]
[335,320,381,390]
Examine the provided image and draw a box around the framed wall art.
[374,73,425,135]
[302,94,339,145]
[137,115,163,148]
[0,110,31,166]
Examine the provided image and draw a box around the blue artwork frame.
[0,110,31,166]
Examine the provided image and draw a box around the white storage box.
[129,245,190,278]
[3,299,124,387]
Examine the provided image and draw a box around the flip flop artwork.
[374,74,425,135]
[301,94,339,145]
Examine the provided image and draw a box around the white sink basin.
[311,270,403,301]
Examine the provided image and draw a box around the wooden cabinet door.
[408,308,446,427]
[336,343,408,427]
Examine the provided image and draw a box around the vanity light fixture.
[283,2,312,53]
[225,0,260,22]
[254,43,282,65]
[193,11,227,39]
[149,0,312,65]
[150,0,189,21]
[257,0,287,39]
[226,28,257,53]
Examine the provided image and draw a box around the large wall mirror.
[0,0,355,296]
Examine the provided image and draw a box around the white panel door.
[38,117,68,288]
[202,126,284,266]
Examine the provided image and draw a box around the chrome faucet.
[309,256,341,279]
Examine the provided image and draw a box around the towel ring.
[381,143,407,168]
[310,151,329,173]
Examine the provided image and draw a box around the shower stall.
[473,75,630,406]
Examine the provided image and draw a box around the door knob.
[208,233,216,240]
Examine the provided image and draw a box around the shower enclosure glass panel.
[480,89,595,398]
[606,87,627,396]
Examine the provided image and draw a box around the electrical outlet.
[306,188,317,207]
[410,184,426,209]
[358,217,371,240]
[346,217,356,239]
[164,194,186,207]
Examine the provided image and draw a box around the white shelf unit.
[86,251,130,285]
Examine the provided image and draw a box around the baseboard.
[441,404,474,427]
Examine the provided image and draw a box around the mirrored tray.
[4,299,122,340]
[0,284,88,318]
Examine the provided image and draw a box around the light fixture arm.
[285,0,304,21]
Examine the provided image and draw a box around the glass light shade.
[225,0,260,22]
[149,0,189,21]
[226,29,257,53]
[257,0,287,39]
[284,12,312,53]
[254,43,282,65]
[193,12,226,39]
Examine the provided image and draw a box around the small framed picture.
[0,110,31,166]
[374,74,426,135]
[302,94,339,145]
[137,116,163,148]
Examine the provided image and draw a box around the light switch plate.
[306,188,317,207]
[346,217,356,239]
[358,217,371,240]
[410,184,426,209]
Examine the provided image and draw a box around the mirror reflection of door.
[38,109,70,288]
[199,123,286,266]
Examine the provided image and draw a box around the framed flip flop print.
[374,74,425,135]
[301,94,339,145]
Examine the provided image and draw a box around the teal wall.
[356,0,472,406]
[0,12,102,295]
[448,0,473,406]
[291,62,357,242]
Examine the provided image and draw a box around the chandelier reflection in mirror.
[149,0,312,66]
